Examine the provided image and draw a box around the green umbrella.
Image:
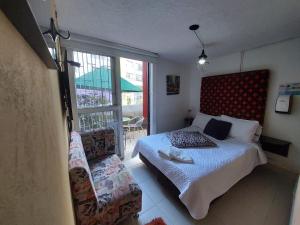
[75,67,142,92]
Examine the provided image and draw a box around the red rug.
[145,217,167,225]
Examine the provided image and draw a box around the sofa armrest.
[81,128,116,161]
[69,167,99,225]
[69,131,100,225]
[69,167,98,203]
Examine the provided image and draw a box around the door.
[119,57,150,160]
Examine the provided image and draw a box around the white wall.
[188,38,300,172]
[153,58,190,133]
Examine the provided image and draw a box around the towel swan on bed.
[158,147,194,164]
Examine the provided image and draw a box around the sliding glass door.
[119,57,150,160]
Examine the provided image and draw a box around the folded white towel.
[158,148,193,164]
[158,148,171,159]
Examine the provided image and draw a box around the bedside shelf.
[260,135,291,157]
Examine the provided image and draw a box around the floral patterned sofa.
[68,129,142,225]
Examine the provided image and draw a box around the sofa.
[68,128,142,225]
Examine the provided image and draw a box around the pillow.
[220,115,259,143]
[192,112,219,131]
[168,131,217,148]
[203,118,232,140]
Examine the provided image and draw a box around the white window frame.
[67,48,124,157]
[62,35,159,156]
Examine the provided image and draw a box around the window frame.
[67,48,124,157]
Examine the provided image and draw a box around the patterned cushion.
[81,128,115,161]
[168,131,217,148]
[89,154,142,224]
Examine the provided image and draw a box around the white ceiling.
[29,0,300,63]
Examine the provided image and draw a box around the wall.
[154,58,190,133]
[290,176,300,225]
[0,10,75,225]
[188,38,300,172]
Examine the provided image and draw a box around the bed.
[132,70,270,219]
[132,126,267,219]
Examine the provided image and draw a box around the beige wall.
[188,38,300,172]
[0,10,75,225]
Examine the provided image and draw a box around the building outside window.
[120,58,143,108]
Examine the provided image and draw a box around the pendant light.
[189,24,208,65]
[198,49,207,65]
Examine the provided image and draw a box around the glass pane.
[120,57,143,106]
[73,51,113,109]
[78,111,116,132]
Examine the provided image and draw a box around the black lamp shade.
[199,49,207,59]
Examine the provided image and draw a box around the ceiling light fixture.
[198,49,207,65]
[189,24,208,65]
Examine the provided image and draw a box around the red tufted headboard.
[200,70,269,125]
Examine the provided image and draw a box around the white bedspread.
[132,126,267,220]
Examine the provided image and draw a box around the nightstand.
[184,117,194,127]
[259,135,291,157]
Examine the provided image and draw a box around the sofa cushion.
[89,154,142,224]
[81,128,115,161]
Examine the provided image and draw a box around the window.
[68,45,155,158]
[137,63,142,71]
[72,51,118,132]
[136,74,142,81]
[78,111,114,131]
[73,51,113,109]
[134,93,142,104]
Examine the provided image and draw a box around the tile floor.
[121,156,297,225]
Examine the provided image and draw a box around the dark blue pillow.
[204,118,232,140]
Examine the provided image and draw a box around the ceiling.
[29,0,300,63]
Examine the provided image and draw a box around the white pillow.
[192,112,219,131]
[220,115,259,143]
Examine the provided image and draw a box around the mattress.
[132,126,267,219]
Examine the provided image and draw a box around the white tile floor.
[121,156,297,225]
